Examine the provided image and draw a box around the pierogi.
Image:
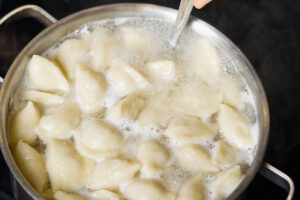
[9,19,257,200]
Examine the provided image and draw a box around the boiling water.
[11,17,258,200]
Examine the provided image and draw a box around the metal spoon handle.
[169,0,194,46]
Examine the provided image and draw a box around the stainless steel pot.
[0,4,295,200]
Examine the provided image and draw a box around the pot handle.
[259,162,295,200]
[0,4,57,27]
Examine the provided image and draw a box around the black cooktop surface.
[0,0,299,199]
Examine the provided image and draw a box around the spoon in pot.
[169,0,212,47]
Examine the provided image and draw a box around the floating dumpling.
[122,178,175,200]
[74,119,123,160]
[176,144,219,173]
[137,140,170,175]
[184,38,220,86]
[119,27,154,57]
[218,104,253,148]
[54,191,87,200]
[45,139,95,191]
[145,60,177,83]
[75,65,107,114]
[172,83,222,119]
[220,75,244,109]
[35,103,81,140]
[89,190,123,200]
[10,101,40,145]
[212,140,239,166]
[177,174,205,200]
[88,158,140,190]
[165,115,217,143]
[56,38,89,79]
[23,90,64,106]
[14,141,47,193]
[212,165,242,199]
[107,61,150,97]
[89,30,115,71]
[106,94,145,121]
[27,55,69,92]
[137,91,174,128]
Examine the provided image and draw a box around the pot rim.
[0,3,270,200]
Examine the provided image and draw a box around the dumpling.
[87,158,140,190]
[165,115,217,143]
[218,104,253,149]
[23,90,64,106]
[212,165,242,199]
[220,75,244,109]
[45,139,95,191]
[177,174,205,200]
[172,83,222,119]
[74,119,123,160]
[107,61,150,97]
[212,140,239,166]
[27,55,69,92]
[119,27,155,57]
[89,29,115,71]
[35,103,81,140]
[176,144,219,173]
[184,38,220,86]
[56,38,89,79]
[10,101,40,145]
[54,191,87,200]
[137,140,170,175]
[122,178,175,200]
[89,190,123,200]
[14,141,47,193]
[145,60,177,83]
[137,91,174,128]
[75,65,107,114]
[106,94,145,121]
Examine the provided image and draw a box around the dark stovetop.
[0,0,299,199]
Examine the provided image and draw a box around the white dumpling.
[220,75,244,109]
[89,29,115,71]
[137,91,174,128]
[185,38,220,86]
[165,115,217,143]
[212,140,239,166]
[145,60,177,83]
[35,103,81,140]
[107,61,150,97]
[10,101,40,145]
[89,190,123,200]
[88,158,140,190]
[122,178,175,200]
[172,83,222,119]
[137,140,170,175]
[177,174,205,200]
[176,144,219,173]
[56,38,89,79]
[54,191,87,200]
[212,165,242,199]
[218,104,253,148]
[23,90,64,106]
[106,94,145,121]
[74,119,123,160]
[27,55,69,92]
[14,141,47,193]
[75,65,107,114]
[119,27,154,57]
[45,139,95,191]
